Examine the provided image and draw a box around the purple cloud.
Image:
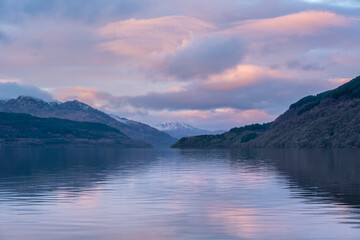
[162,35,246,79]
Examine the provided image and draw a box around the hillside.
[0,97,176,147]
[0,112,151,147]
[173,76,360,148]
[155,122,226,139]
[172,123,270,148]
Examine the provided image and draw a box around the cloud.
[94,10,358,83]
[0,81,53,101]
[51,70,355,129]
[22,0,55,15]
[97,18,247,79]
[97,15,214,56]
[162,35,245,79]
[203,65,284,90]
[328,77,351,86]
[302,0,360,8]
[225,10,351,38]
[54,86,118,109]
[286,60,325,71]
[0,78,21,83]
[53,71,333,113]
[121,82,316,112]
[161,108,275,129]
[0,0,148,23]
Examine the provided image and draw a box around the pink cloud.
[328,77,351,87]
[54,87,114,109]
[225,11,351,37]
[94,11,357,84]
[161,108,275,128]
[97,16,215,56]
[55,87,100,101]
[53,86,143,115]
[203,65,285,91]
[0,78,21,84]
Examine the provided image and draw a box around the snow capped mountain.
[155,122,226,139]
[156,122,196,131]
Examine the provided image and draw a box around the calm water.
[0,148,360,240]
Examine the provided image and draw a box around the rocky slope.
[0,97,177,147]
[0,112,151,147]
[173,76,360,148]
[155,122,225,139]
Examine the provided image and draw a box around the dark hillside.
[173,76,360,148]
[0,112,151,147]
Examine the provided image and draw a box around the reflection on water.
[0,147,360,239]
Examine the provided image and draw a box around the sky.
[0,0,359,130]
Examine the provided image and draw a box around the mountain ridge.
[0,96,177,147]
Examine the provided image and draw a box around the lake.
[0,147,360,239]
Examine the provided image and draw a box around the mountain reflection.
[0,147,157,198]
[229,148,360,210]
[265,149,360,205]
[2,147,360,209]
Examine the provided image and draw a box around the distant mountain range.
[0,112,150,147]
[0,96,176,147]
[155,122,225,139]
[173,76,360,148]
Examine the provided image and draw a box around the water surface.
[0,147,360,239]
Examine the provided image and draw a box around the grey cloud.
[246,23,360,79]
[164,35,246,79]
[0,0,149,24]
[22,0,55,15]
[234,0,360,20]
[116,78,332,115]
[0,82,53,101]
[300,0,360,9]
[286,60,325,71]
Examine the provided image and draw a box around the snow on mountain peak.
[110,114,140,125]
[155,122,196,131]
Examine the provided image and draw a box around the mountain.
[173,76,360,148]
[155,122,226,139]
[0,96,177,147]
[0,112,151,147]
